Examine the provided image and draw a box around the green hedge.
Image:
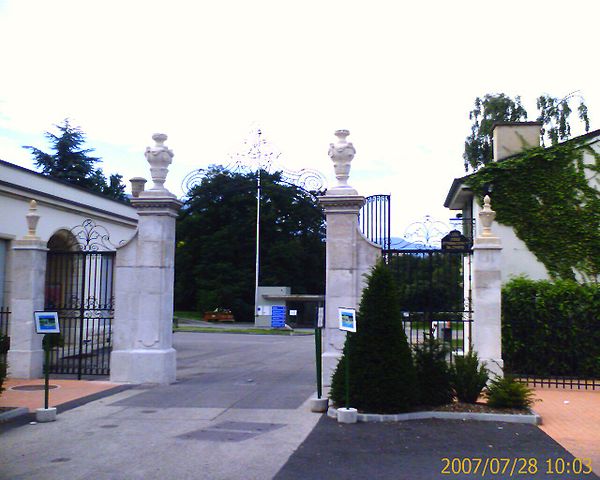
[502,277,600,378]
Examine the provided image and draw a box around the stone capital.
[473,237,502,249]
[130,196,183,218]
[318,195,365,215]
[12,238,48,251]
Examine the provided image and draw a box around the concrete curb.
[0,407,29,423]
[327,405,541,425]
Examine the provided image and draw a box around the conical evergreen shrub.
[413,337,453,406]
[330,262,418,413]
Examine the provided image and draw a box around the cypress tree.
[330,262,418,413]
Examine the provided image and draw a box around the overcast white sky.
[1,0,598,235]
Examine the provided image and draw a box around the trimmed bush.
[485,375,535,410]
[502,277,600,378]
[450,351,489,403]
[0,359,6,396]
[413,337,453,406]
[330,262,418,413]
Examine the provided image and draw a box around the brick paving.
[533,387,600,473]
[0,377,119,412]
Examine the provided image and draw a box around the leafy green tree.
[464,92,590,171]
[23,119,127,200]
[174,166,325,321]
[537,93,590,146]
[330,262,418,413]
[464,94,528,171]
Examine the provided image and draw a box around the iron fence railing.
[0,306,10,364]
[383,249,473,362]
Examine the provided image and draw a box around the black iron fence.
[359,195,391,250]
[512,375,600,390]
[383,249,472,362]
[503,303,600,390]
[45,251,114,378]
[0,306,9,364]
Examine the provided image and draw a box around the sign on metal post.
[317,307,324,328]
[271,305,286,328]
[441,230,471,252]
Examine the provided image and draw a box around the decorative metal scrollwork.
[181,168,207,193]
[279,167,327,193]
[403,215,451,249]
[68,219,121,252]
[181,127,327,196]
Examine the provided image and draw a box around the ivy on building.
[467,140,600,282]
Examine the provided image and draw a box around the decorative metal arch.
[403,215,451,249]
[181,127,327,197]
[61,219,122,252]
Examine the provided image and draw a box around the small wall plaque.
[441,230,471,252]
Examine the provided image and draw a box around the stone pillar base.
[110,348,176,384]
[322,351,342,387]
[483,358,504,379]
[7,349,44,378]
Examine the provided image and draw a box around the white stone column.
[318,130,380,386]
[7,200,46,378]
[472,195,504,378]
[110,134,182,384]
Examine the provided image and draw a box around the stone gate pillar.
[110,134,182,384]
[472,195,503,378]
[319,130,380,386]
[7,201,46,378]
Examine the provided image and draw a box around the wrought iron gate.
[383,248,472,361]
[45,244,115,378]
[45,251,114,377]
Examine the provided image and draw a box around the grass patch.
[174,311,204,321]
[404,320,465,332]
[173,326,312,336]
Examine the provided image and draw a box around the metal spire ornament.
[180,126,327,324]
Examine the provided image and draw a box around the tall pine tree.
[23,119,127,201]
[330,262,418,413]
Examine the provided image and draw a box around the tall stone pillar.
[472,195,504,378]
[319,130,380,386]
[110,134,182,384]
[7,201,46,378]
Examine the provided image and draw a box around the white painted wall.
[471,201,549,283]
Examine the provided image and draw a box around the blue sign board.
[271,305,286,328]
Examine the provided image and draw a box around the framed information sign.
[338,307,357,332]
[271,305,286,328]
[34,311,60,334]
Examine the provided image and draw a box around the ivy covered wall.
[467,139,600,283]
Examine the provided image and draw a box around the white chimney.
[492,122,542,161]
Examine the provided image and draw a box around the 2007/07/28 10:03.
[440,457,594,476]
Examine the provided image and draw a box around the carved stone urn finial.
[328,130,356,188]
[479,195,496,237]
[143,133,174,196]
[24,199,40,240]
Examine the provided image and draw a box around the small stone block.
[310,397,329,413]
[337,407,358,424]
[36,407,57,423]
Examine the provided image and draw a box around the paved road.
[2,332,596,480]
[0,332,321,480]
[276,417,599,480]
